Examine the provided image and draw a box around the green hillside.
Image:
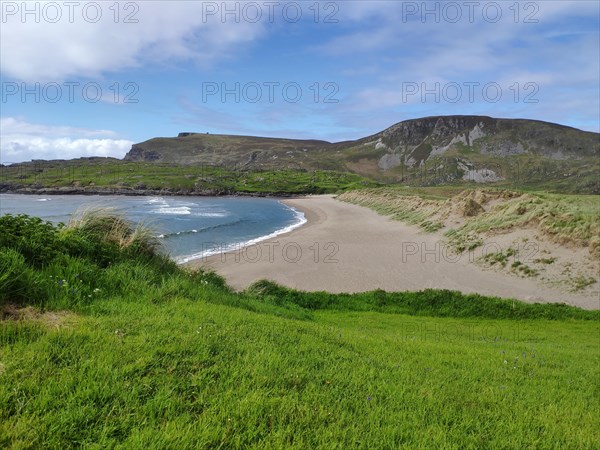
[0,160,377,196]
[1,213,598,448]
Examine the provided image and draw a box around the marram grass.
[338,187,600,257]
[66,207,162,256]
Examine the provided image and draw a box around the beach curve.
[192,195,599,310]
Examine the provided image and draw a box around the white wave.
[157,229,198,239]
[153,206,191,215]
[176,204,307,264]
[36,198,52,202]
[195,212,228,218]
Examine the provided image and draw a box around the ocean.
[0,194,306,263]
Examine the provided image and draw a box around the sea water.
[0,194,306,263]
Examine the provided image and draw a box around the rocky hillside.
[354,116,597,166]
[124,116,600,192]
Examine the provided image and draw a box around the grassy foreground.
[1,213,599,448]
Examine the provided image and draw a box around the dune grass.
[338,187,600,257]
[337,188,449,232]
[65,208,161,257]
[446,192,600,254]
[1,212,598,448]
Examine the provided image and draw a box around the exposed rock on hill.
[123,115,599,191]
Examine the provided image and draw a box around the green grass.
[3,298,598,449]
[0,160,377,195]
[1,213,599,448]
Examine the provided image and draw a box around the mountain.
[124,115,599,192]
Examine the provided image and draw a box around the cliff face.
[359,116,599,169]
[123,145,162,162]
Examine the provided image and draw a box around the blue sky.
[1,0,599,163]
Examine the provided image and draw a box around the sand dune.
[193,195,599,310]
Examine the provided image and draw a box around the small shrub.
[189,269,229,291]
[0,214,59,267]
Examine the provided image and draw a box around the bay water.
[0,194,306,263]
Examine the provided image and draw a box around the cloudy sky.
[1,0,599,163]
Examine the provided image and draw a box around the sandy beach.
[193,195,599,310]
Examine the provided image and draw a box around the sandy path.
[192,195,599,310]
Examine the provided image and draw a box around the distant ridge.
[123,115,599,191]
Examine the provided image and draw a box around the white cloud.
[0,117,133,163]
[0,1,266,82]
[314,1,599,132]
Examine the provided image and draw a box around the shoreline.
[193,195,599,310]
[176,201,308,263]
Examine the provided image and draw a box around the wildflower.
[93,288,101,293]
[367,395,372,401]
[503,360,508,364]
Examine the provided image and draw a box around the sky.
[1,0,599,163]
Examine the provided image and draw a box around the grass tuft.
[66,208,161,256]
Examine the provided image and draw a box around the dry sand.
[192,195,599,310]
